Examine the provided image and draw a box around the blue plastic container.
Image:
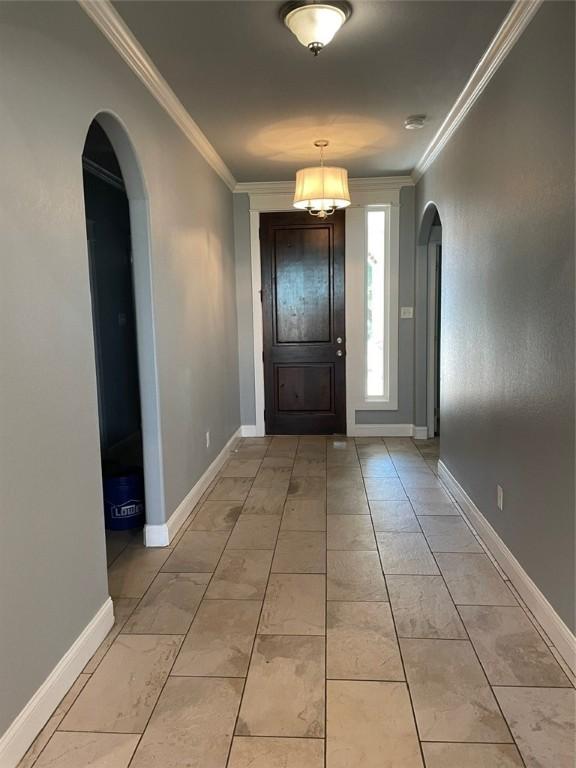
[103,469,145,530]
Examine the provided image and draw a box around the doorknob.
[337,349,343,357]
[336,337,343,344]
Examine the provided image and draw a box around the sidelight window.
[366,209,387,398]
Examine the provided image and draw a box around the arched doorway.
[416,203,443,439]
[82,113,165,551]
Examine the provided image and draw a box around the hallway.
[19,437,575,768]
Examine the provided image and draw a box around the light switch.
[400,306,414,319]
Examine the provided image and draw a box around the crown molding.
[78,0,237,191]
[412,0,543,182]
[234,175,414,195]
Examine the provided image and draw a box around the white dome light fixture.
[293,140,351,219]
[282,1,352,56]
[404,115,427,130]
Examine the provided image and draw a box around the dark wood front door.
[260,210,346,435]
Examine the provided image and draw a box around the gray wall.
[415,1,575,630]
[234,186,417,427]
[0,1,239,736]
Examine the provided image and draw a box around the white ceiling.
[114,0,512,181]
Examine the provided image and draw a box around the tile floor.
[19,437,576,768]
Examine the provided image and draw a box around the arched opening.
[416,203,443,439]
[82,112,165,558]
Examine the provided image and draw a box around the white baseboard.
[348,424,428,438]
[439,460,576,674]
[0,598,114,768]
[144,427,242,547]
[240,424,258,437]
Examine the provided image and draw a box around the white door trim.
[426,238,441,438]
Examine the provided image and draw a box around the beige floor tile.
[107,547,171,598]
[281,499,326,531]
[327,515,376,550]
[226,514,281,549]
[261,456,295,468]
[34,732,139,768]
[370,500,421,532]
[236,635,325,737]
[494,686,576,768]
[106,529,142,566]
[327,602,403,680]
[272,530,326,573]
[123,573,208,634]
[61,635,181,733]
[162,531,229,572]
[172,599,261,676]
[411,500,459,515]
[232,445,268,459]
[386,575,466,639]
[293,458,327,477]
[405,487,452,504]
[205,549,273,600]
[398,472,442,489]
[208,477,253,501]
[188,500,243,531]
[18,675,91,768]
[259,574,325,635]
[242,487,287,515]
[266,444,298,459]
[400,638,512,742]
[327,493,370,515]
[327,451,360,468]
[327,468,363,485]
[389,456,427,470]
[376,532,439,575]
[459,605,571,686]
[288,477,326,500]
[364,477,407,501]
[253,466,292,489]
[359,457,397,477]
[422,743,524,767]
[418,515,483,553]
[326,680,423,768]
[327,473,369,514]
[327,551,388,601]
[551,646,576,687]
[220,459,262,477]
[84,599,139,673]
[436,553,517,605]
[130,677,243,768]
[228,736,324,768]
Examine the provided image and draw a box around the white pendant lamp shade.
[293,165,351,214]
[284,4,348,54]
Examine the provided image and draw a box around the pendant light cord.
[320,142,325,216]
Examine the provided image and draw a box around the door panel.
[274,228,331,344]
[276,365,334,412]
[261,210,345,434]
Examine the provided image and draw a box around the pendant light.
[293,140,351,219]
[282,1,352,56]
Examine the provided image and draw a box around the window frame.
[345,193,400,430]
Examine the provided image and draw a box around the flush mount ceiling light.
[404,115,427,130]
[282,1,352,56]
[293,140,351,219]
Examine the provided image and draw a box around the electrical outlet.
[497,485,504,511]
[206,431,210,449]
